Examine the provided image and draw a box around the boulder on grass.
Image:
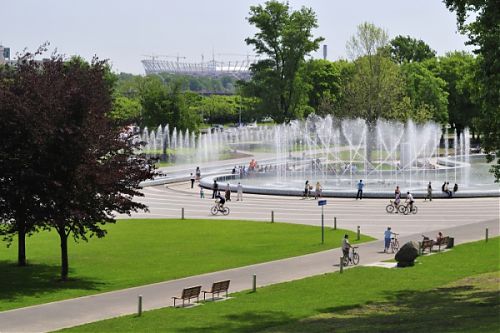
[395,241,419,267]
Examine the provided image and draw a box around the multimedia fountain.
[140,115,498,197]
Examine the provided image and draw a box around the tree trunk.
[366,121,376,164]
[59,229,69,281]
[17,227,27,266]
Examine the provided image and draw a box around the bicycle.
[342,246,360,266]
[398,202,418,215]
[210,201,230,216]
[385,200,400,213]
[390,233,400,253]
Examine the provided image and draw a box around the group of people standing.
[303,180,323,199]
[210,180,243,202]
[442,181,458,198]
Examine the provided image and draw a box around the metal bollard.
[138,295,143,316]
[181,207,185,220]
[252,274,257,292]
[486,228,489,242]
[339,257,344,273]
[357,226,360,241]
[271,211,274,223]
[334,217,337,230]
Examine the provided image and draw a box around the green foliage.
[62,238,499,333]
[445,0,500,181]
[301,59,342,116]
[243,0,324,123]
[0,219,371,311]
[427,52,480,133]
[401,61,449,124]
[129,75,202,131]
[388,35,436,64]
[343,55,407,123]
[109,96,142,122]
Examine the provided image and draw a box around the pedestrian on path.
[384,227,395,253]
[225,185,231,202]
[195,166,201,181]
[356,180,364,200]
[200,187,205,199]
[315,181,322,199]
[190,173,195,188]
[425,181,432,201]
[237,182,243,201]
[212,180,218,199]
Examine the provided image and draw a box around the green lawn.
[0,219,371,311]
[61,238,500,333]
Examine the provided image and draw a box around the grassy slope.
[62,237,500,333]
[0,219,371,311]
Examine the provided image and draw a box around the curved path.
[124,182,499,238]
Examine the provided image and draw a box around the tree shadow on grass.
[175,274,499,333]
[0,261,105,306]
[263,280,500,333]
[175,310,294,333]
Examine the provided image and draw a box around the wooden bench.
[421,236,450,253]
[203,280,230,301]
[172,285,201,307]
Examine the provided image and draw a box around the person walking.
[303,180,310,199]
[356,180,364,200]
[190,173,195,189]
[425,181,432,201]
[199,187,205,199]
[237,182,243,201]
[195,166,201,181]
[225,185,231,202]
[212,180,218,199]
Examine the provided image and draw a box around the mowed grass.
[62,238,500,333]
[0,219,372,311]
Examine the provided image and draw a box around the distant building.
[0,44,11,65]
[141,57,254,80]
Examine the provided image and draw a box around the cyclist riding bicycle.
[215,193,226,210]
[406,191,415,212]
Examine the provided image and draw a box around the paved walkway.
[123,182,500,238]
[0,218,497,332]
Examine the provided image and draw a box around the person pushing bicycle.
[342,234,352,262]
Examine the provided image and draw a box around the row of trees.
[111,3,481,146]
[0,50,154,279]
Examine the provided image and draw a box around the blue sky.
[3,0,472,74]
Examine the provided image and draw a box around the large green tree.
[242,0,324,123]
[444,0,500,181]
[343,23,410,126]
[0,52,154,278]
[388,35,436,64]
[427,52,480,138]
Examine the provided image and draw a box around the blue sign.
[318,200,327,206]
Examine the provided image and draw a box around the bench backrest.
[422,240,434,248]
[211,280,230,293]
[181,286,201,299]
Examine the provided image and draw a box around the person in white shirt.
[237,182,243,201]
[406,191,415,212]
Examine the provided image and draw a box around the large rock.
[395,241,420,267]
